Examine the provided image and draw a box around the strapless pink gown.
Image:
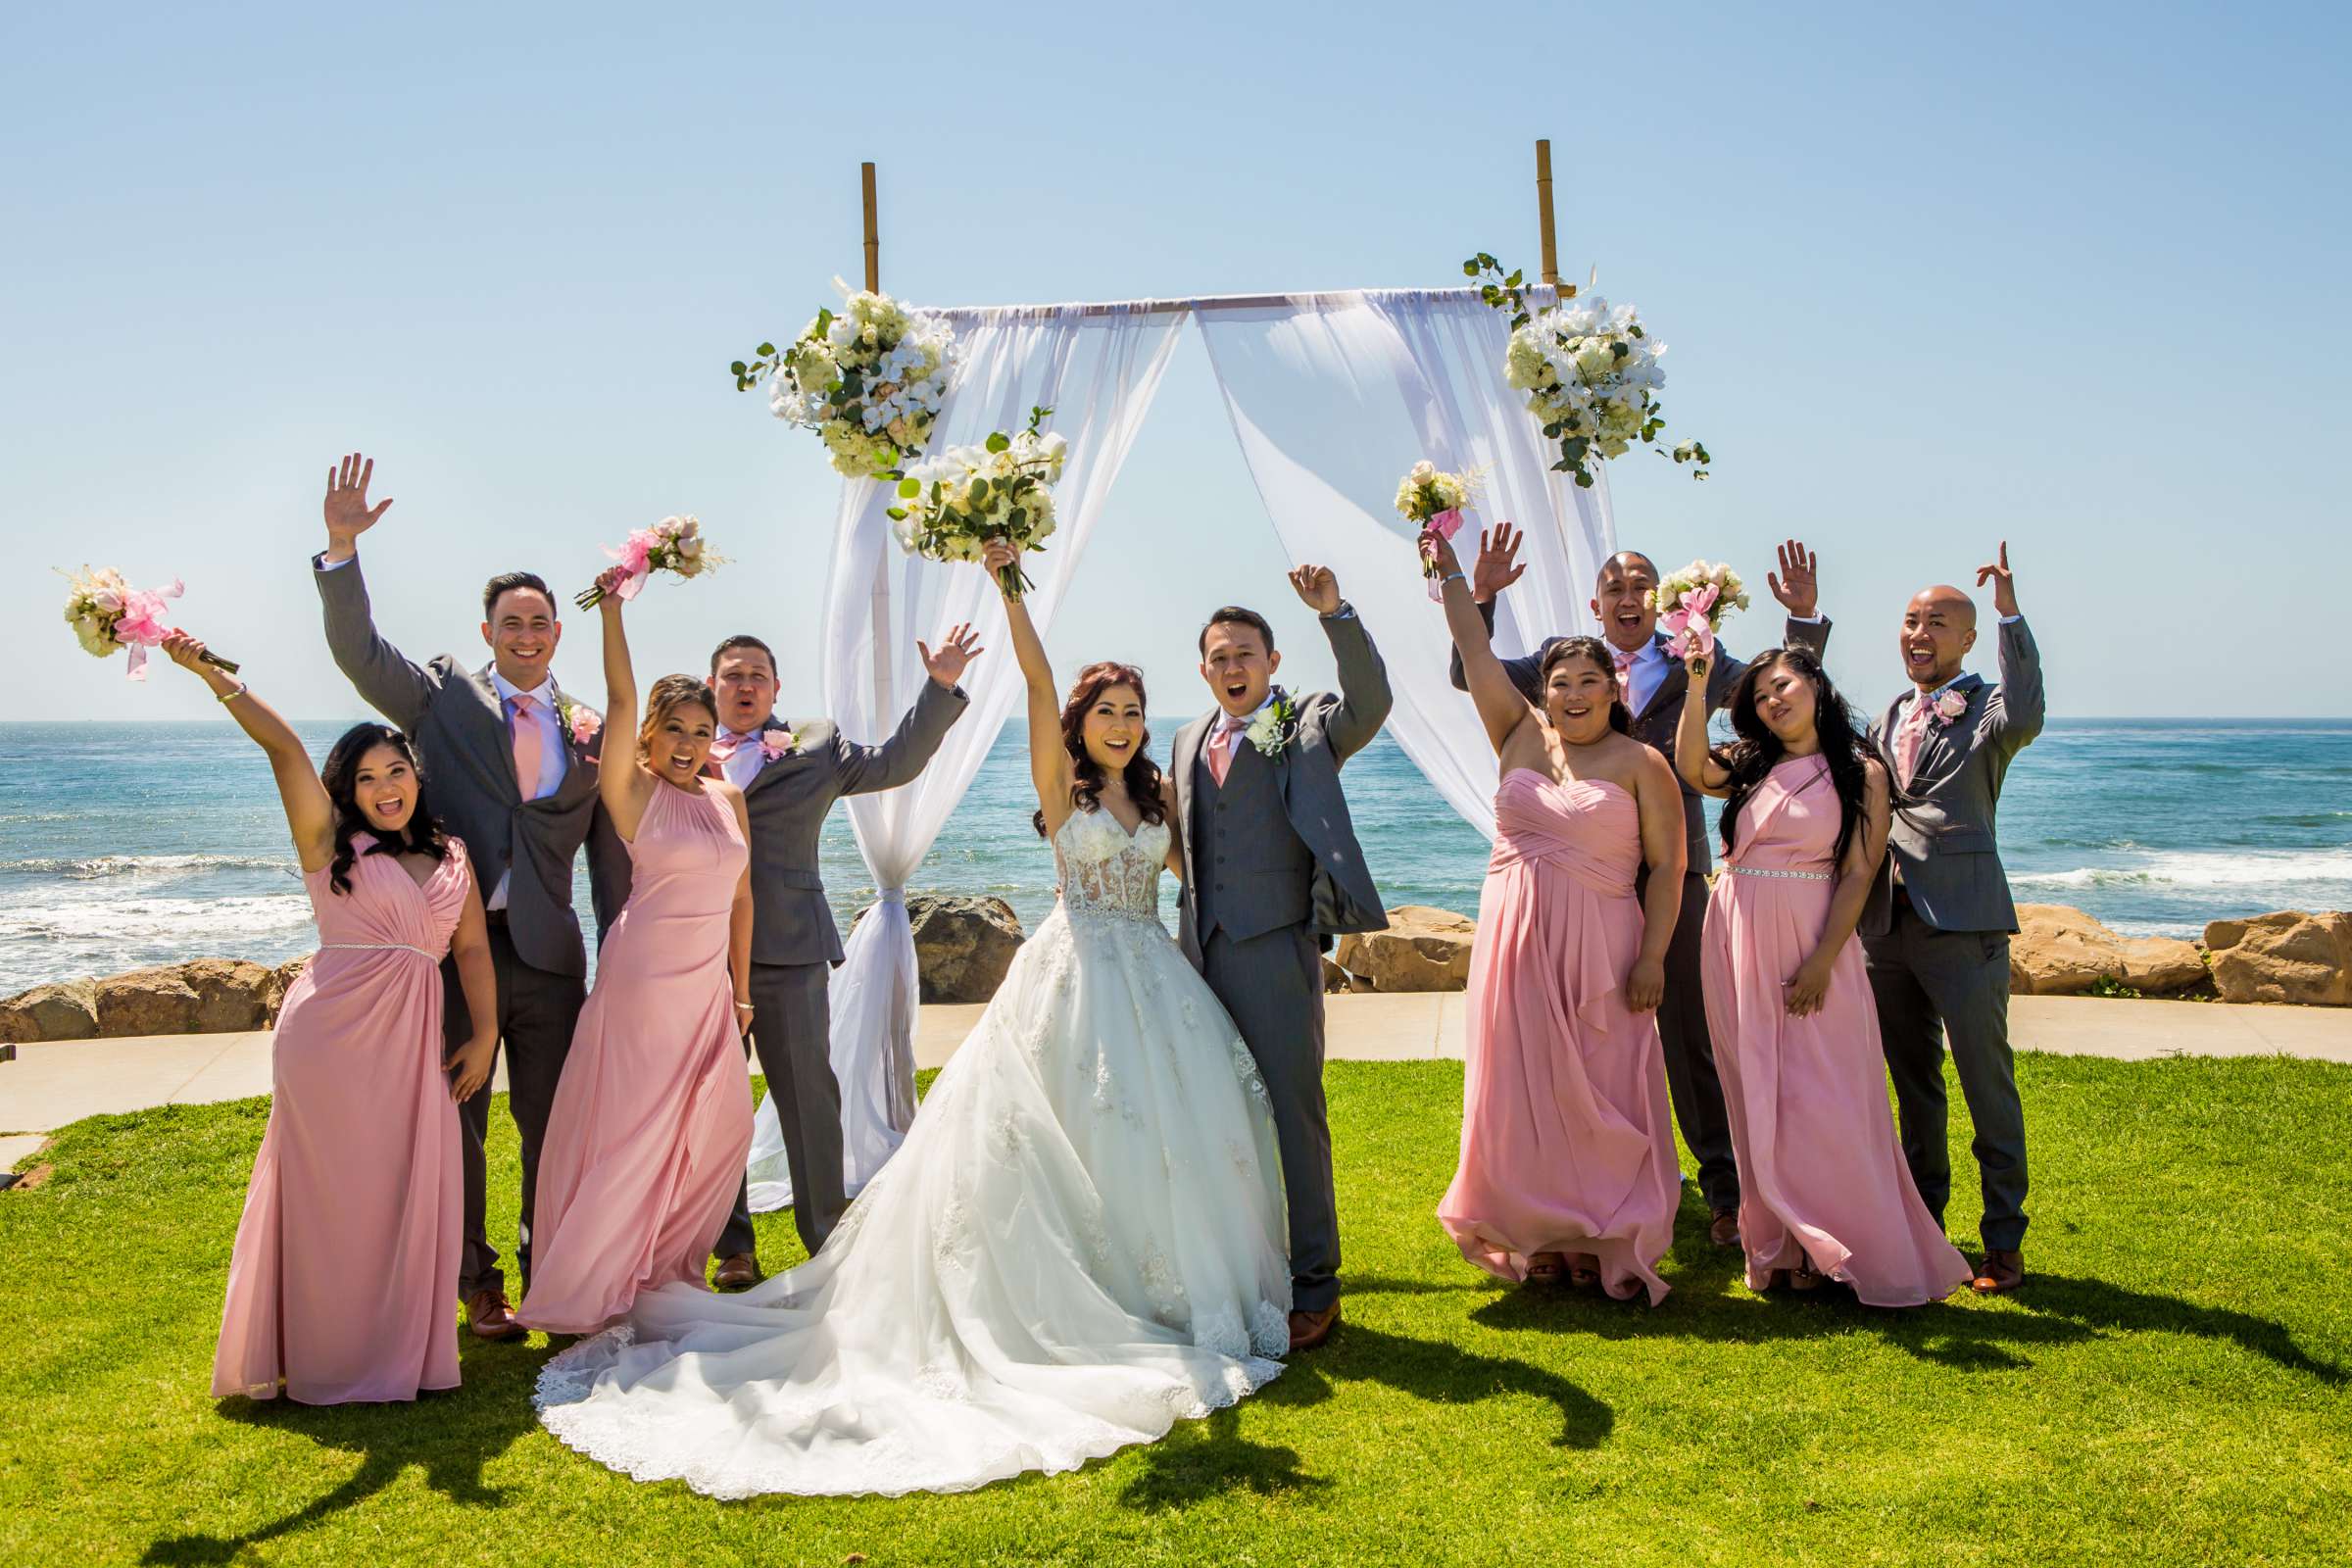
[1439,770,1681,1303]
[213,838,471,1402]
[518,780,755,1335]
[1701,756,1972,1306]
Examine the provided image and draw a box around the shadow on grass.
[1119,1322,1612,1512]
[140,1335,547,1565]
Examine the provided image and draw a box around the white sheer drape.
[1195,286,1614,839]
[746,302,1189,1211]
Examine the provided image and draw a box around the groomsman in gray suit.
[1862,543,2043,1295]
[1453,528,1830,1247]
[708,624,980,1285]
[1172,565,1391,1351]
[311,454,628,1340]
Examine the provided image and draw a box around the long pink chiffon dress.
[212,836,472,1403]
[1438,769,1682,1303]
[517,778,755,1336]
[1701,755,1972,1306]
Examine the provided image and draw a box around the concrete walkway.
[4,995,2347,1157]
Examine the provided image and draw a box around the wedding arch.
[748,146,1621,1209]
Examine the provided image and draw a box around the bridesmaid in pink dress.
[1423,531,1690,1303]
[1674,645,1970,1306]
[160,633,501,1404]
[516,569,756,1336]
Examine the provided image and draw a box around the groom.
[707,625,981,1286]
[1862,543,2043,1295]
[1450,528,1830,1246]
[312,453,628,1341]
[1172,565,1390,1352]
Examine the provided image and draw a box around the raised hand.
[1289,564,1342,615]
[592,564,629,613]
[1975,540,2020,618]
[1419,526,1464,583]
[161,629,216,676]
[918,621,985,688]
[980,537,1021,594]
[1472,521,1528,604]
[322,453,393,559]
[1766,538,1819,618]
[1684,648,1712,681]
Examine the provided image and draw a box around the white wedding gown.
[536,809,1293,1497]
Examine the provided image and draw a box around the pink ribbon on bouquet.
[1423,509,1469,602]
[111,578,185,679]
[1660,582,1721,661]
[602,530,658,602]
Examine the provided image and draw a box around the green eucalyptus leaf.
[985,431,1010,454]
[898,477,920,498]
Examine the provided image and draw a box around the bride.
[534,537,1293,1498]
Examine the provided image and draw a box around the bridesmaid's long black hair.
[320,723,451,896]
[1714,647,1870,867]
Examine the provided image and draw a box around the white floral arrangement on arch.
[1464,253,1709,489]
[731,280,956,480]
[888,406,1068,599]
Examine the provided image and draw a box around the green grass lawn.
[5,1054,2350,1567]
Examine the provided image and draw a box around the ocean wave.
[2011,850,2352,894]
[1,853,295,880]
[0,894,315,944]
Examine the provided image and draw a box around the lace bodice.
[1053,809,1170,923]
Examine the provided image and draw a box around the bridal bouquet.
[60,565,237,679]
[1650,559,1749,660]
[888,406,1067,598]
[1394,461,1479,601]
[733,281,956,481]
[576,515,722,610]
[1465,253,1710,489]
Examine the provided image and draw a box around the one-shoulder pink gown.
[1439,770,1681,1303]
[213,837,472,1403]
[1701,756,1972,1306]
[518,780,755,1335]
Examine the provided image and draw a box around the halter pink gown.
[212,837,472,1403]
[1439,770,1681,1303]
[1701,756,1972,1306]
[518,779,755,1336]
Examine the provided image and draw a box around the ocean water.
[0,718,2346,997]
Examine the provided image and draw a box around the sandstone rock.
[2008,906,2207,998]
[0,977,100,1044]
[856,895,1027,1004]
[1334,906,1476,993]
[2205,910,2351,1006]
[179,957,274,1032]
[92,965,204,1036]
[265,956,312,1024]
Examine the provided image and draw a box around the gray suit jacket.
[1863,616,2045,937]
[314,556,628,978]
[729,682,967,968]
[1450,604,1833,873]
[1171,606,1392,964]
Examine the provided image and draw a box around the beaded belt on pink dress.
[1726,865,1833,882]
[317,942,437,958]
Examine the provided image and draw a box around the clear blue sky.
[5,1,2344,724]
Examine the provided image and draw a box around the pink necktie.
[1207,717,1242,786]
[1894,696,1933,788]
[509,694,544,797]
[1614,649,1638,710]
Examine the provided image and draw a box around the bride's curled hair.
[1033,662,1169,838]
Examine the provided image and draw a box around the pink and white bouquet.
[59,565,237,679]
[1650,560,1750,661]
[1394,461,1481,601]
[888,405,1067,599]
[1465,253,1711,489]
[733,281,956,481]
[576,515,722,610]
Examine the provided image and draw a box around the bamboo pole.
[1535,138,1560,286]
[860,162,880,293]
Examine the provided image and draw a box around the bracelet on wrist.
[218,682,250,705]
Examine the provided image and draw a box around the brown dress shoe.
[465,1287,525,1341]
[1970,1249,2024,1295]
[1708,1207,1741,1249]
[1287,1302,1341,1352]
[712,1252,761,1291]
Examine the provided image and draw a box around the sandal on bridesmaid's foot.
[1525,1252,1569,1286]
[1567,1253,1601,1290]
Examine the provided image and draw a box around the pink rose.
[1932,690,1968,725]
[568,707,603,745]
[760,729,795,760]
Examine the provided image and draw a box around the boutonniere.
[556,695,603,748]
[759,726,797,760]
[1929,689,1969,727]
[1244,694,1299,759]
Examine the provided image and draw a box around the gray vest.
[1188,736,1314,946]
